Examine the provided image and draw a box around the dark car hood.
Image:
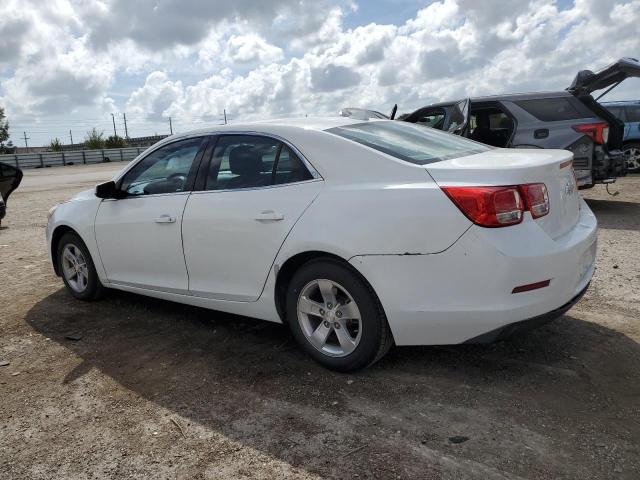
[567,57,640,96]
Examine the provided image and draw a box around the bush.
[105,135,127,148]
[84,128,105,149]
[50,138,63,152]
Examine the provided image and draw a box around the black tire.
[285,258,393,372]
[624,142,640,173]
[56,231,106,301]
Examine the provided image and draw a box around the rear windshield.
[326,121,490,165]
[515,97,594,121]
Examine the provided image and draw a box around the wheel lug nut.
[324,321,330,328]
[334,322,341,329]
[335,311,342,318]
[319,309,325,316]
[327,303,333,309]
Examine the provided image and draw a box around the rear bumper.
[350,198,597,346]
[464,283,589,343]
[592,147,626,184]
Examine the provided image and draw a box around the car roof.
[600,100,640,105]
[169,116,366,139]
[419,90,574,109]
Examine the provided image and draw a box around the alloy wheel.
[61,244,89,293]
[624,145,640,171]
[297,279,362,357]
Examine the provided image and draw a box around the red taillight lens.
[520,183,549,218]
[442,186,524,227]
[572,123,609,144]
[442,183,550,228]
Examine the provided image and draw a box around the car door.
[625,105,640,139]
[182,134,322,302]
[443,98,470,135]
[94,136,208,293]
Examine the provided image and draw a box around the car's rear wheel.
[624,142,640,173]
[286,258,392,372]
[57,231,105,301]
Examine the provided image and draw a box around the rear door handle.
[254,210,284,221]
[155,214,176,223]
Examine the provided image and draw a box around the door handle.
[155,214,176,224]
[254,210,284,221]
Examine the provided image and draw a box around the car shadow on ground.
[26,289,640,479]
[585,198,640,231]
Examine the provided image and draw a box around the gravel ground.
[1,163,639,479]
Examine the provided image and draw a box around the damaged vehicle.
[602,100,640,172]
[402,58,640,188]
[0,162,23,227]
[47,118,595,371]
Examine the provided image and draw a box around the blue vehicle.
[603,100,640,172]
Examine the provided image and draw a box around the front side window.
[326,121,490,165]
[415,109,446,129]
[120,137,204,196]
[207,135,312,190]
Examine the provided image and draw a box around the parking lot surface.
[1,163,639,479]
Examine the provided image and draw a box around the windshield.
[326,121,490,165]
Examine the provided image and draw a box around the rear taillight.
[442,186,524,227]
[442,183,550,228]
[572,122,609,145]
[520,183,549,218]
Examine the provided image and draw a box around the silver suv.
[401,58,640,188]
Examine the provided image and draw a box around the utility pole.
[23,131,29,148]
[123,113,129,139]
[69,130,74,146]
[223,109,227,125]
[110,113,117,137]
[169,116,173,135]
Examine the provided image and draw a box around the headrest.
[229,146,264,176]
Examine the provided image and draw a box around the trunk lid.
[567,57,640,96]
[426,149,580,239]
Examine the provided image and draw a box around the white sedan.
[47,118,597,371]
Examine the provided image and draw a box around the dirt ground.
[1,163,639,479]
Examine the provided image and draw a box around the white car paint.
[47,117,597,345]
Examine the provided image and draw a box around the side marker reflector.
[512,280,551,294]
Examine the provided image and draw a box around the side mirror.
[95,181,124,199]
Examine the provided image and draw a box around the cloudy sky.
[1,0,639,146]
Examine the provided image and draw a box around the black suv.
[401,58,640,188]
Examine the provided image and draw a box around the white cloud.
[1,0,640,145]
[126,72,184,121]
[225,34,284,64]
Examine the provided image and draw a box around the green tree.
[105,134,127,148]
[84,128,105,149]
[50,138,63,152]
[0,106,11,153]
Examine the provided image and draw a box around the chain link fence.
[0,147,147,169]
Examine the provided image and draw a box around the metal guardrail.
[0,147,147,169]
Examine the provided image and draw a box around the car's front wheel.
[57,231,105,301]
[286,258,393,372]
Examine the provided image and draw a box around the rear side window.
[326,121,490,165]
[516,97,593,121]
[606,106,626,121]
[206,135,312,190]
[626,106,640,122]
